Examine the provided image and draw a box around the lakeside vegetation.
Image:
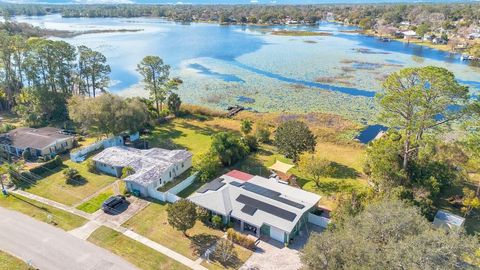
[271,30,332,36]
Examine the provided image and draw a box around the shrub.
[0,123,15,133]
[86,159,96,173]
[63,168,80,181]
[255,124,271,143]
[196,207,211,223]
[226,228,256,250]
[29,155,63,175]
[22,149,33,161]
[211,215,224,229]
[193,152,221,183]
[180,104,225,117]
[243,135,259,152]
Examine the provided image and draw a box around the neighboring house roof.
[0,127,73,151]
[92,146,192,187]
[189,172,321,233]
[434,210,465,228]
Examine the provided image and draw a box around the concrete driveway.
[240,224,324,270]
[0,207,137,270]
[93,196,150,226]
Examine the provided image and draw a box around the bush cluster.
[29,155,63,175]
[226,228,256,250]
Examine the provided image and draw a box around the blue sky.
[0,0,472,4]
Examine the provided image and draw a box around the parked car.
[102,195,127,213]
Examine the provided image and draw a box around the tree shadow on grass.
[10,193,50,213]
[330,162,360,179]
[189,233,221,257]
[296,177,357,196]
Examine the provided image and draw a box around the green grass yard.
[76,186,114,213]
[123,201,224,260]
[0,250,31,270]
[87,226,189,270]
[23,159,116,206]
[0,193,87,231]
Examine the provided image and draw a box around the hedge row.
[29,156,63,175]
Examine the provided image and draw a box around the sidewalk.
[9,188,206,270]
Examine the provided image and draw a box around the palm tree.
[0,161,24,188]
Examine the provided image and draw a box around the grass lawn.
[23,159,116,206]
[76,186,114,213]
[0,193,87,231]
[87,226,189,270]
[123,201,224,260]
[0,250,31,270]
[201,244,253,270]
[146,117,239,156]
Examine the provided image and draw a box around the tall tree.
[23,38,76,94]
[301,199,479,270]
[378,66,469,173]
[68,94,148,136]
[0,31,24,110]
[137,56,181,115]
[274,120,316,162]
[210,132,249,166]
[166,199,197,237]
[298,155,336,187]
[77,45,110,97]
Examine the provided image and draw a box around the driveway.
[0,207,137,270]
[240,224,324,270]
[93,196,150,226]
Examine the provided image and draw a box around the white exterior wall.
[40,137,75,156]
[308,213,331,228]
[95,161,121,177]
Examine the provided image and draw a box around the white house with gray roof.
[189,170,321,244]
[92,146,192,197]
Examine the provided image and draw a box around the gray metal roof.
[435,210,465,227]
[189,173,321,233]
[0,127,73,150]
[92,146,192,187]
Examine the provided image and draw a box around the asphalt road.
[0,207,138,270]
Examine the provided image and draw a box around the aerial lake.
[16,14,480,122]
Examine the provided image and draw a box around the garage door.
[270,226,285,243]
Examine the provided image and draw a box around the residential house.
[402,30,419,40]
[0,127,75,158]
[433,210,465,230]
[189,170,322,244]
[92,146,192,197]
[432,37,448,45]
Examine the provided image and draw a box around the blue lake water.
[15,15,480,121]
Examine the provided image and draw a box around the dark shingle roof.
[0,127,73,150]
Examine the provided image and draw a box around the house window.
[181,163,184,168]
[169,171,171,178]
